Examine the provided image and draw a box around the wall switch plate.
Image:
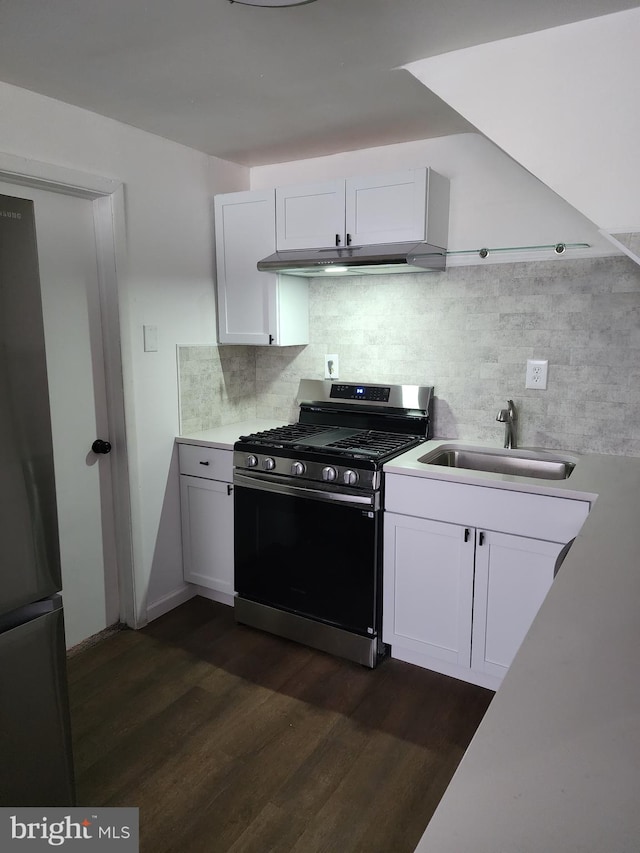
[324,354,339,380]
[143,324,158,352]
[526,359,548,389]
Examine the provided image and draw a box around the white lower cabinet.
[470,530,564,681]
[383,474,590,690]
[383,515,474,669]
[179,444,234,604]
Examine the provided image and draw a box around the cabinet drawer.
[384,474,590,543]
[178,443,233,481]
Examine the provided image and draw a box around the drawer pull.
[199,460,210,466]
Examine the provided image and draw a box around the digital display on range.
[330,384,391,402]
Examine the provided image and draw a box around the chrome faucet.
[496,400,517,449]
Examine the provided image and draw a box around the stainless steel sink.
[418,445,577,480]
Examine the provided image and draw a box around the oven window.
[234,485,379,636]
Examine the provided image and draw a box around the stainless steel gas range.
[233,379,433,667]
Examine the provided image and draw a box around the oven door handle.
[233,471,379,510]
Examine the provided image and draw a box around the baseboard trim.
[192,586,234,607]
[146,586,196,623]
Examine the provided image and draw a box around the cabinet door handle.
[346,233,352,246]
[478,531,485,546]
[227,484,233,496]
[335,233,341,246]
[199,460,210,466]
[269,334,275,345]
[464,528,470,542]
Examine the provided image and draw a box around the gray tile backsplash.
[177,344,256,433]
[179,256,640,456]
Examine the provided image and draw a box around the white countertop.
[391,440,640,853]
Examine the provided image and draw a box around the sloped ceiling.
[404,7,640,249]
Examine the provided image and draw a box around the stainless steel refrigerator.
[0,193,75,806]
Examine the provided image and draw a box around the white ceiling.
[0,0,636,166]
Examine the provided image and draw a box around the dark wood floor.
[67,597,493,853]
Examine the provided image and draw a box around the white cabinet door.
[345,169,428,246]
[214,189,309,346]
[471,530,563,680]
[180,475,234,596]
[383,513,475,667]
[275,180,345,250]
[215,189,275,345]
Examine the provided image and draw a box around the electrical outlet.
[324,354,339,380]
[525,359,548,390]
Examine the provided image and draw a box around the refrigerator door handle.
[0,594,62,635]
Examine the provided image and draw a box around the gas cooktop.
[237,424,423,461]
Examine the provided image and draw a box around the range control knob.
[246,455,258,468]
[322,466,338,482]
[263,457,276,471]
[291,461,306,476]
[343,469,359,486]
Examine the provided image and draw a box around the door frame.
[0,151,138,630]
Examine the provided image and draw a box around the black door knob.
[92,439,112,454]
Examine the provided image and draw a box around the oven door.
[234,472,380,637]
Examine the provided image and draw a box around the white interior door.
[0,181,118,649]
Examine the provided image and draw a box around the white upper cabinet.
[275,168,449,251]
[214,189,309,346]
[346,170,428,247]
[275,179,346,250]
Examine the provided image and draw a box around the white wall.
[404,8,640,232]
[251,133,617,264]
[0,80,249,625]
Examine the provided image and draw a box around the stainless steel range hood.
[257,240,447,277]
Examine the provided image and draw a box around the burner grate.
[238,423,332,445]
[326,430,420,457]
